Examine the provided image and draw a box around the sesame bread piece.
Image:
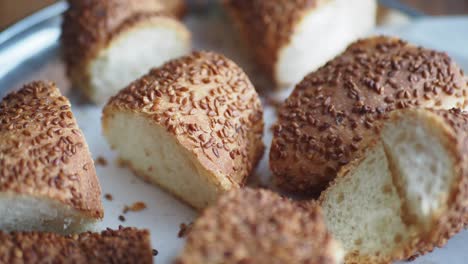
[224,0,377,88]
[102,51,264,210]
[0,226,153,264]
[319,108,468,263]
[270,36,468,195]
[176,188,343,264]
[0,81,103,234]
[62,0,190,104]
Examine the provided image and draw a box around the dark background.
[405,0,468,15]
[0,0,468,30]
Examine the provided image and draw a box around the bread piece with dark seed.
[176,188,343,264]
[61,0,190,104]
[270,36,468,195]
[102,52,264,210]
[0,226,152,264]
[0,81,103,233]
[320,108,468,263]
[224,0,377,88]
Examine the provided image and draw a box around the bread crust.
[394,109,468,255]
[176,188,342,264]
[0,81,103,219]
[0,226,152,263]
[319,108,468,264]
[61,0,189,102]
[270,36,468,195]
[161,0,186,18]
[102,52,264,200]
[223,0,324,84]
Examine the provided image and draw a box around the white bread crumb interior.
[320,109,462,262]
[277,0,377,87]
[90,22,190,104]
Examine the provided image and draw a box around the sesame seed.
[0,81,103,219]
[270,36,468,194]
[104,193,113,201]
[95,156,108,166]
[102,52,265,188]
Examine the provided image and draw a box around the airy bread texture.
[176,188,343,264]
[102,52,264,210]
[62,0,190,104]
[0,226,153,263]
[270,36,468,195]
[320,108,468,263]
[0,81,103,234]
[224,0,377,88]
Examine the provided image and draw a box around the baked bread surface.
[102,51,264,209]
[0,81,103,233]
[224,0,321,80]
[61,0,190,103]
[270,36,468,195]
[319,108,468,263]
[0,226,152,264]
[224,0,377,87]
[176,188,343,264]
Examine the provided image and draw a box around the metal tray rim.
[0,1,67,47]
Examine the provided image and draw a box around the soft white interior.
[104,112,223,210]
[277,0,376,87]
[382,116,454,227]
[321,113,456,258]
[321,142,409,255]
[328,239,346,264]
[0,194,97,234]
[90,25,189,104]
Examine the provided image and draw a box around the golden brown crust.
[0,226,152,264]
[161,0,186,18]
[223,0,323,82]
[319,108,468,264]
[103,51,264,190]
[61,0,185,100]
[396,109,468,255]
[0,81,103,219]
[270,36,468,196]
[176,188,341,264]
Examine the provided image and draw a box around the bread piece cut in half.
[176,188,343,264]
[319,108,468,263]
[62,0,191,104]
[102,52,264,210]
[0,226,153,264]
[0,81,103,234]
[270,36,468,196]
[224,0,377,88]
